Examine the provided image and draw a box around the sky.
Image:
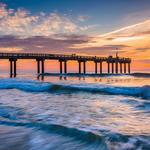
[0,0,150,72]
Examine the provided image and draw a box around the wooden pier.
[0,53,131,77]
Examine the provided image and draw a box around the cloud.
[122,9,150,26]
[139,59,150,64]
[101,19,150,39]
[0,2,149,66]
[0,3,12,18]
[78,15,90,22]
[70,44,130,55]
[72,19,150,49]
[136,47,150,52]
[68,19,150,63]
[0,47,23,52]
[79,24,99,31]
[0,34,91,53]
[0,3,93,38]
[0,35,130,56]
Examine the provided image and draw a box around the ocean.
[0,74,150,150]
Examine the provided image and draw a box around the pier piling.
[108,62,110,74]
[95,62,97,74]
[64,61,67,74]
[78,61,81,74]
[112,62,114,74]
[83,61,86,74]
[9,58,17,77]
[120,63,122,74]
[124,63,126,74]
[100,61,102,74]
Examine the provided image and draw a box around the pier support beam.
[78,61,86,74]
[124,63,126,74]
[59,60,63,74]
[41,60,45,74]
[59,60,67,74]
[115,62,118,74]
[107,62,110,74]
[128,63,130,74]
[95,62,97,74]
[100,61,102,74]
[9,59,17,77]
[37,60,40,74]
[120,63,122,74]
[10,60,13,77]
[14,60,16,77]
[112,62,114,74]
[78,61,81,74]
[64,61,67,74]
[83,61,86,74]
[36,59,45,74]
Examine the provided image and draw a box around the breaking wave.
[0,78,149,99]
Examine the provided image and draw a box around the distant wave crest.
[0,78,149,99]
